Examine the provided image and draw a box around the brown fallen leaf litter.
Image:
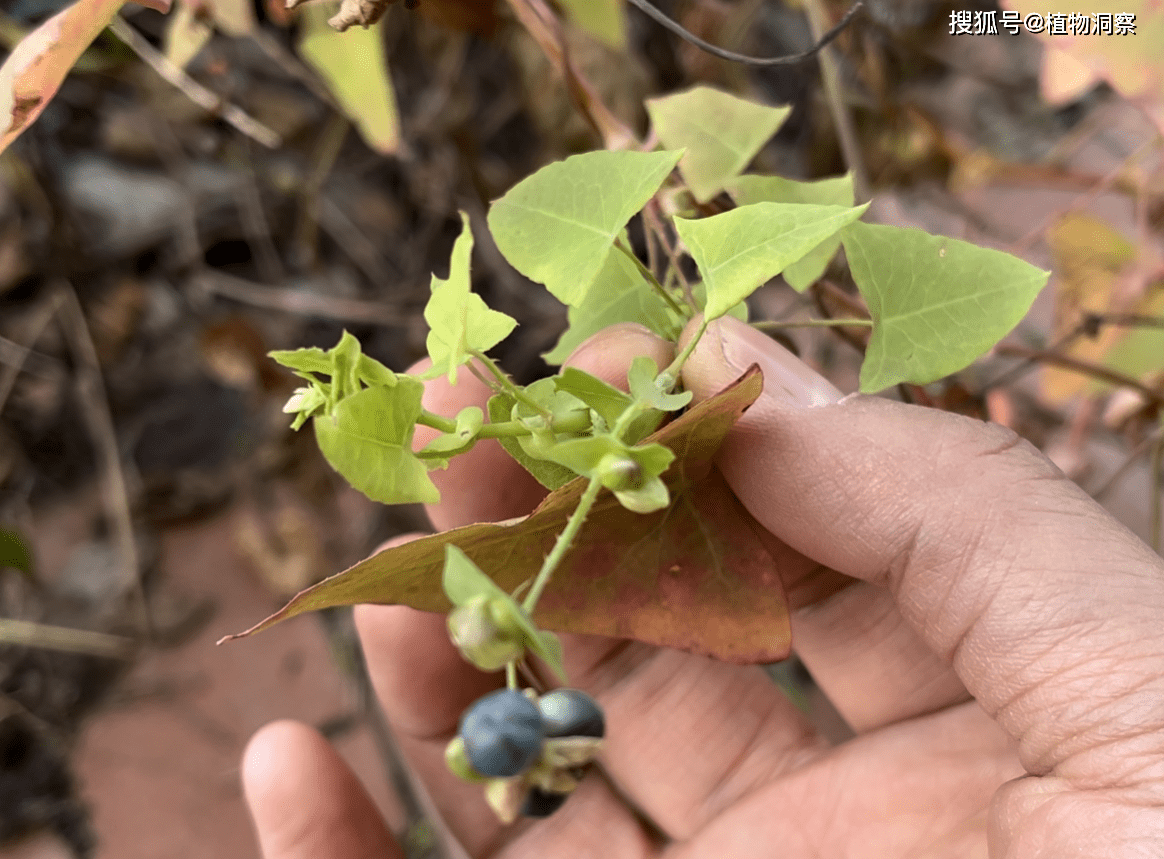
[1,1,1162,856]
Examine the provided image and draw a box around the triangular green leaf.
[424,212,517,383]
[728,173,855,291]
[313,380,439,505]
[488,150,683,306]
[841,221,1050,393]
[543,247,679,364]
[676,202,869,320]
[299,4,399,154]
[646,86,791,204]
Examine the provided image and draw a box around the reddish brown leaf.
[221,366,792,664]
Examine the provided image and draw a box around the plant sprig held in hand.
[244,85,1050,823]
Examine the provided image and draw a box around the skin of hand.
[242,316,1164,858]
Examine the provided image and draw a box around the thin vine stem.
[615,240,686,317]
[417,410,458,433]
[470,349,552,418]
[521,476,603,614]
[625,0,864,67]
[659,317,709,390]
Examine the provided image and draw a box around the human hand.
[243,317,1164,858]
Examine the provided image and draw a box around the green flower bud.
[596,452,643,492]
[447,595,524,671]
[444,736,487,783]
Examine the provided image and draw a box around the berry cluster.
[446,688,605,822]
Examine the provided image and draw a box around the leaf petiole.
[615,239,686,318]
[658,317,709,392]
[470,350,552,419]
[417,410,459,433]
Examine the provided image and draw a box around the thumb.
[680,315,1164,790]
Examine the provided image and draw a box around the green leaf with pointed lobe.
[424,212,517,383]
[488,149,683,307]
[646,86,791,204]
[840,221,1050,393]
[313,380,439,505]
[543,247,678,365]
[223,367,793,664]
[729,173,855,291]
[676,202,869,320]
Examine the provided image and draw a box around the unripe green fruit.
[596,453,643,492]
[444,736,487,783]
[447,595,524,671]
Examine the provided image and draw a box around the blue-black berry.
[537,689,605,738]
[520,786,570,818]
[459,690,544,778]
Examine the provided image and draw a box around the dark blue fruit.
[537,689,605,738]
[459,690,544,778]
[520,786,570,818]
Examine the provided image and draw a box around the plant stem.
[752,318,873,330]
[659,317,709,390]
[615,240,686,318]
[470,350,552,418]
[521,476,603,615]
[506,661,518,690]
[478,413,592,439]
[416,410,458,433]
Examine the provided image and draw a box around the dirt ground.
[1,1,1162,857]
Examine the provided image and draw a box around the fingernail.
[713,317,843,408]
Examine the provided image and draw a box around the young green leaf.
[442,545,566,681]
[627,356,692,411]
[224,367,793,665]
[553,367,666,443]
[270,346,334,378]
[283,385,328,431]
[424,212,518,383]
[675,202,869,320]
[553,368,634,429]
[313,379,440,505]
[486,393,578,491]
[728,173,855,291]
[488,149,683,306]
[841,221,1050,392]
[540,435,673,487]
[298,4,400,154]
[646,86,791,204]
[420,406,485,464]
[543,247,679,365]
